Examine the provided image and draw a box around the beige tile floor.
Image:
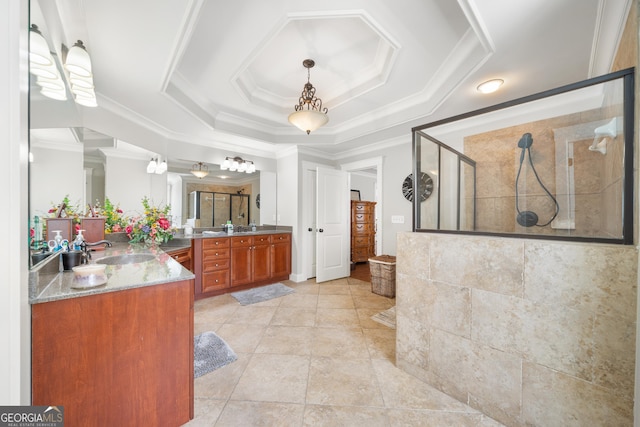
[184,277,503,426]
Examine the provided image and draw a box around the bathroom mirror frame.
[412,67,634,245]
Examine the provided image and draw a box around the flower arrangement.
[126,197,175,244]
[99,197,129,233]
[48,195,81,224]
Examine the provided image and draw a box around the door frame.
[340,157,384,256]
[301,160,328,280]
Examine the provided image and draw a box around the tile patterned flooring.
[184,276,503,426]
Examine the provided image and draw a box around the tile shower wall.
[396,232,637,426]
[463,109,623,238]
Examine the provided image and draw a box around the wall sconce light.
[288,59,329,134]
[220,157,256,174]
[191,162,209,179]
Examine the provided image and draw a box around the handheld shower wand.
[515,133,560,227]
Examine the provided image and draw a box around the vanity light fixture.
[155,160,167,174]
[191,162,209,179]
[476,78,504,94]
[220,157,256,174]
[146,158,157,174]
[288,59,329,134]
[146,158,167,174]
[64,40,98,107]
[29,25,67,101]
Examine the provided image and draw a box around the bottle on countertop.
[73,229,85,251]
[226,220,234,235]
[251,221,256,232]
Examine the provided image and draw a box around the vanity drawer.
[202,258,230,272]
[253,235,271,245]
[272,233,291,243]
[203,238,230,249]
[202,248,230,263]
[202,270,230,292]
[231,236,253,247]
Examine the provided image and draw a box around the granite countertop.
[29,243,195,304]
[185,229,292,239]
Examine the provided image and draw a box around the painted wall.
[350,173,376,202]
[1,0,30,404]
[29,144,84,220]
[104,156,168,218]
[341,137,413,256]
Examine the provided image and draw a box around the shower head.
[517,133,533,149]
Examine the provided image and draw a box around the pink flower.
[125,225,133,234]
[112,224,122,232]
[157,218,170,230]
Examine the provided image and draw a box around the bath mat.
[371,306,396,329]
[194,331,237,378]
[231,283,295,305]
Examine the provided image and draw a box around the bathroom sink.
[96,254,156,265]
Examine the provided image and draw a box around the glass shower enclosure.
[189,191,250,228]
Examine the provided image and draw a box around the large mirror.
[28,0,276,267]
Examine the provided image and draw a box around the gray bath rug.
[231,283,295,306]
[194,331,237,378]
[371,306,396,329]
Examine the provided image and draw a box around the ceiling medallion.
[288,59,329,135]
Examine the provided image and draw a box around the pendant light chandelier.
[191,162,209,179]
[288,59,329,135]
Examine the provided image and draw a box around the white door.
[303,168,317,279]
[316,167,350,282]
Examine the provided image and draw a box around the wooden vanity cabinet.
[200,237,230,294]
[271,233,291,278]
[32,279,194,427]
[195,233,291,299]
[230,235,271,286]
[165,246,193,271]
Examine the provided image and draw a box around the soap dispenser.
[53,230,63,252]
[226,220,234,235]
[73,229,85,251]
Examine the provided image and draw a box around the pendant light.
[191,162,209,179]
[288,59,329,134]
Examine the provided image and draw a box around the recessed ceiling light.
[477,79,504,94]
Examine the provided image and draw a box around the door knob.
[318,228,324,233]
[308,228,312,232]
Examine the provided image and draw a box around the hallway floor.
[184,276,503,426]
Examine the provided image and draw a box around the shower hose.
[515,144,560,227]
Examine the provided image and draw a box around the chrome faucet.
[79,240,112,262]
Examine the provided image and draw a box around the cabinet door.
[271,234,291,279]
[252,242,271,282]
[231,237,253,286]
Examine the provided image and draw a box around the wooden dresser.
[351,200,376,262]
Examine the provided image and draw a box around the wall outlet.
[391,215,405,224]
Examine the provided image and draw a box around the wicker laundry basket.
[369,255,396,298]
